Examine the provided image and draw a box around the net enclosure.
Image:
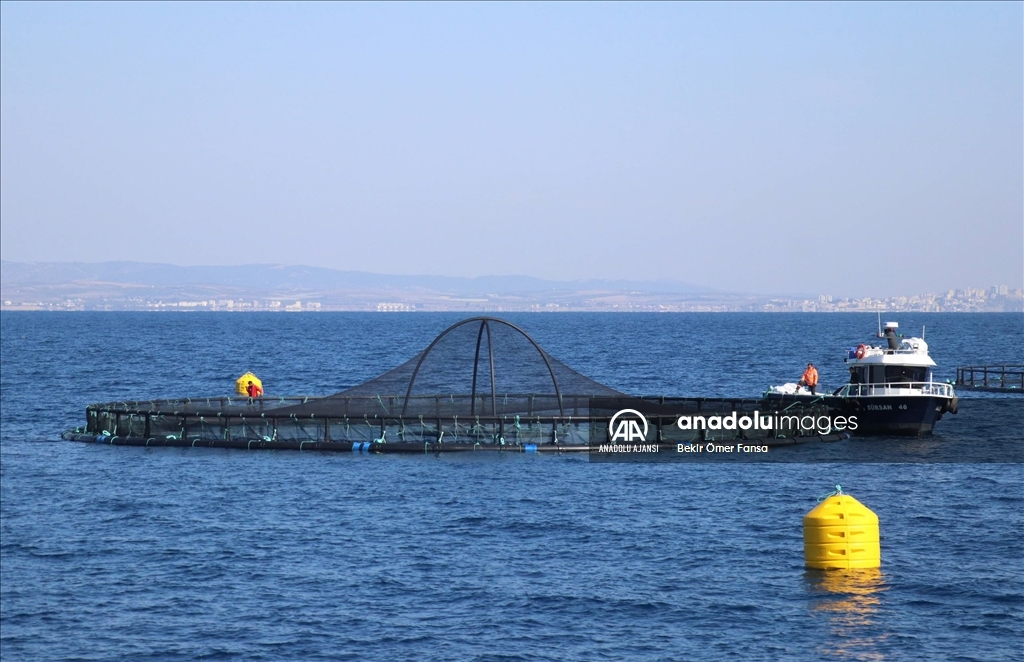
[71,316,833,452]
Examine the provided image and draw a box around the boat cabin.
[840,323,948,396]
[846,346,935,385]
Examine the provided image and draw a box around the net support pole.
[470,321,486,417]
[485,320,497,416]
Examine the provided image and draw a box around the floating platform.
[68,394,837,449]
[60,431,851,453]
[955,364,1024,393]
[64,317,841,453]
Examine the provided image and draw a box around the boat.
[764,322,958,435]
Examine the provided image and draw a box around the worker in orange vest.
[798,363,819,395]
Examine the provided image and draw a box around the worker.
[849,367,861,384]
[246,380,263,401]
[884,326,900,350]
[798,363,819,395]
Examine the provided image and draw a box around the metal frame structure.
[401,317,564,417]
[956,364,1024,392]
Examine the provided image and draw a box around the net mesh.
[273,317,624,418]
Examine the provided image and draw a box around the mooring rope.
[817,484,844,502]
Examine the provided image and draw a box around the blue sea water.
[1,312,1022,661]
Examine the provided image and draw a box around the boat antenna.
[922,325,925,340]
[877,311,881,338]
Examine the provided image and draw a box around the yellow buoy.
[235,372,263,396]
[804,486,880,570]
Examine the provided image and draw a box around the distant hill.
[0,260,714,296]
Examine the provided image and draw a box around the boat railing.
[835,382,954,398]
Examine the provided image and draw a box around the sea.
[1,312,1022,661]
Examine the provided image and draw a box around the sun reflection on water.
[806,568,890,660]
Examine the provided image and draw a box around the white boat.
[765,322,958,435]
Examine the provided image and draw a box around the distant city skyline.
[2,260,1020,312]
[2,3,1021,295]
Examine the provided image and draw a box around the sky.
[1,2,1021,297]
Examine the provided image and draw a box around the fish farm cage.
[955,364,1024,393]
[65,317,837,453]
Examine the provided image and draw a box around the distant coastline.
[2,261,1021,313]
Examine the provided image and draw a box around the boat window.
[870,366,886,383]
[884,365,927,383]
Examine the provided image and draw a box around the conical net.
[278,317,624,418]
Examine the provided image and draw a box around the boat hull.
[763,394,948,436]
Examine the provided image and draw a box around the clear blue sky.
[2,2,1021,296]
